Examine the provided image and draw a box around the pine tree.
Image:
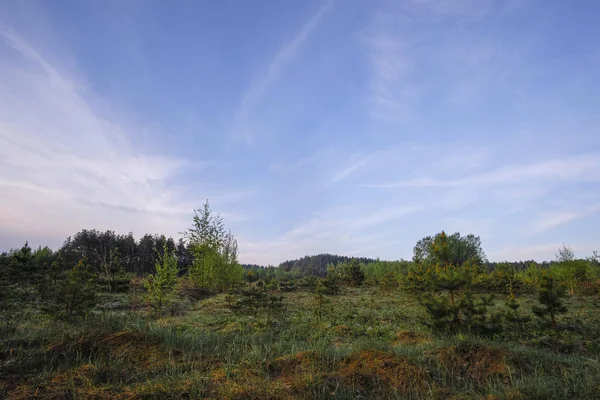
[323,266,341,294]
[532,277,568,329]
[504,297,531,327]
[503,280,530,327]
[420,265,483,332]
[459,292,498,333]
[43,259,98,320]
[342,258,365,286]
[264,280,284,327]
[233,280,284,326]
[313,280,330,321]
[234,281,266,316]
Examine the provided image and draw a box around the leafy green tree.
[413,231,486,267]
[144,244,179,316]
[185,200,243,291]
[555,245,575,263]
[552,246,588,295]
[588,251,600,276]
[532,277,568,329]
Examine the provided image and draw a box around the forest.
[2,201,600,399]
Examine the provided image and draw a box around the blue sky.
[1,0,599,264]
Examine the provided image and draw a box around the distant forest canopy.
[277,254,378,275]
[244,254,558,278]
[0,228,582,278]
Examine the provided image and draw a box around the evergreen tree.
[233,280,284,326]
[322,265,341,294]
[532,277,568,329]
[342,258,365,286]
[458,292,499,333]
[504,297,531,327]
[313,280,330,322]
[502,277,530,327]
[43,259,98,320]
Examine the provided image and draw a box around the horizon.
[1,0,599,265]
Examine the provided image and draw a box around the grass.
[2,286,600,399]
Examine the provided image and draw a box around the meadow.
[2,282,600,399]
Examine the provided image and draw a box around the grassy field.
[2,286,600,399]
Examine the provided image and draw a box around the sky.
[1,0,599,265]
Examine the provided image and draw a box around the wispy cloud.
[402,0,493,20]
[366,13,417,124]
[526,204,600,236]
[362,154,600,188]
[233,1,334,142]
[330,156,368,183]
[526,212,580,235]
[0,28,203,247]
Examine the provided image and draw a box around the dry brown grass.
[434,343,510,386]
[393,329,432,346]
[332,349,428,396]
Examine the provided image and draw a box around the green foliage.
[278,276,297,292]
[144,243,179,316]
[413,231,486,267]
[379,271,400,292]
[186,200,244,292]
[100,247,123,293]
[341,258,365,286]
[322,265,341,294]
[403,264,433,292]
[313,280,331,321]
[532,277,568,329]
[6,242,40,302]
[420,261,500,334]
[552,259,589,295]
[504,297,531,327]
[459,292,500,333]
[233,280,285,326]
[245,269,258,283]
[43,259,98,320]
